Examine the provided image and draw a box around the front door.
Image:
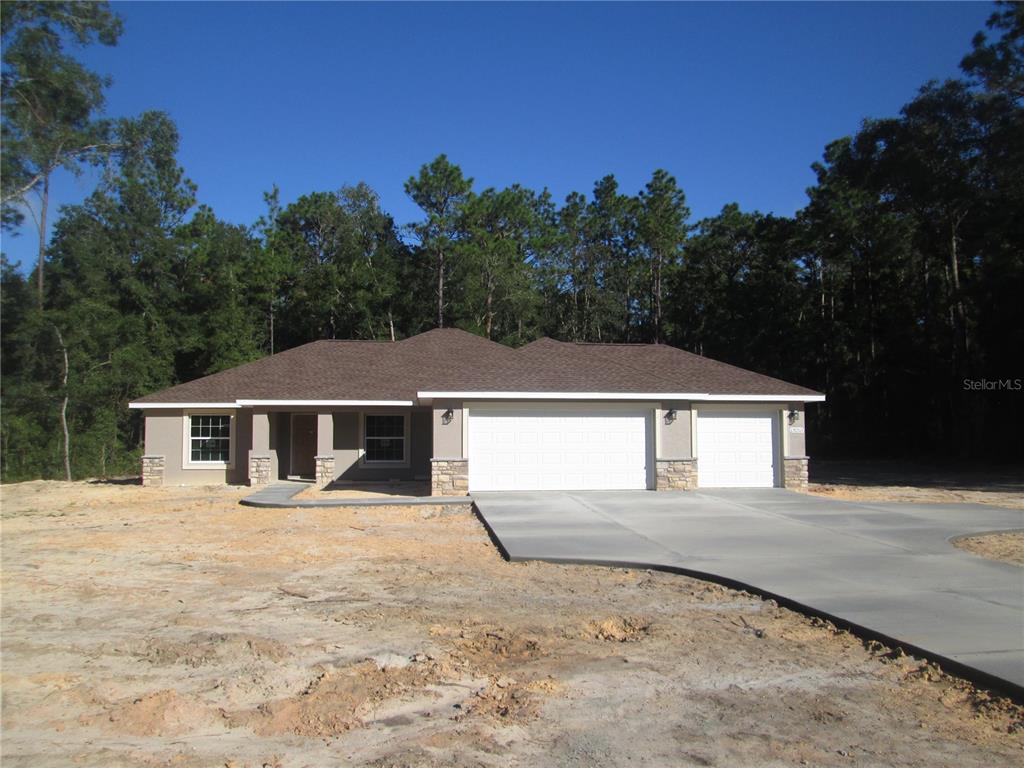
[290,414,317,477]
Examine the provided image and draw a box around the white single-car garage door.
[468,408,651,491]
[697,411,778,488]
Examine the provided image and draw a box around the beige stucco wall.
[332,411,360,477]
[317,413,333,455]
[657,401,693,459]
[329,407,431,481]
[250,410,278,481]
[144,409,251,485]
[145,399,808,487]
[149,406,432,484]
[784,403,807,457]
[431,400,464,459]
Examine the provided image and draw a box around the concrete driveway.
[472,489,1024,693]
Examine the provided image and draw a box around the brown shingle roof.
[132,328,821,404]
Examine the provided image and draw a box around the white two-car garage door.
[696,411,778,488]
[468,408,651,491]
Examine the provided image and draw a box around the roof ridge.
[557,340,819,395]
[405,327,516,346]
[581,348,700,391]
[655,344,818,393]
[572,341,662,347]
[518,336,556,345]
[317,338,395,343]
[528,337,690,391]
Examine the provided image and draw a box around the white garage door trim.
[696,408,780,488]
[467,404,654,491]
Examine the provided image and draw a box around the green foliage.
[456,185,550,344]
[404,155,474,328]
[638,169,690,342]
[263,183,412,345]
[1,0,123,228]
[961,1,1024,100]
[2,3,1022,482]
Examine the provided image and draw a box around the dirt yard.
[2,481,1021,767]
[806,460,1024,510]
[806,482,1024,510]
[953,532,1024,567]
[295,481,431,500]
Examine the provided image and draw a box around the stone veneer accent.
[315,455,336,488]
[783,457,809,490]
[141,455,165,486]
[655,458,698,490]
[248,453,272,487]
[431,458,469,496]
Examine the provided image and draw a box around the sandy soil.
[953,532,1024,567]
[806,461,1024,510]
[1,480,1021,767]
[805,483,1024,510]
[295,481,431,500]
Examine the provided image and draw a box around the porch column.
[431,401,468,496]
[315,412,335,488]
[654,401,697,490]
[781,403,809,490]
[248,410,273,486]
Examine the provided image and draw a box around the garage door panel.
[697,411,777,488]
[469,409,650,491]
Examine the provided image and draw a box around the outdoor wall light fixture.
[664,408,677,424]
[788,408,799,425]
[442,408,454,425]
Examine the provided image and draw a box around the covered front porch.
[246,407,434,489]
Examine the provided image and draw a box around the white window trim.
[359,411,410,467]
[182,410,235,470]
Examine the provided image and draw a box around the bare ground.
[1,480,1021,767]
[295,481,431,501]
[806,460,1024,510]
[952,532,1024,567]
[805,483,1024,510]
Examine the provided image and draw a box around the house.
[129,328,824,494]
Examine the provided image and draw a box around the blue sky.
[2,1,993,268]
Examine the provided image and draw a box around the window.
[364,414,405,462]
[189,414,231,463]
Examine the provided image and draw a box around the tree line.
[2,1,1021,481]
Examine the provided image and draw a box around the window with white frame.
[364,414,405,462]
[189,414,231,463]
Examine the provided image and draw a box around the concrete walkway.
[473,489,1024,695]
[240,482,474,508]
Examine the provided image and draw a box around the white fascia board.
[417,391,705,401]
[693,394,826,403]
[417,391,825,403]
[235,399,415,407]
[128,402,240,410]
